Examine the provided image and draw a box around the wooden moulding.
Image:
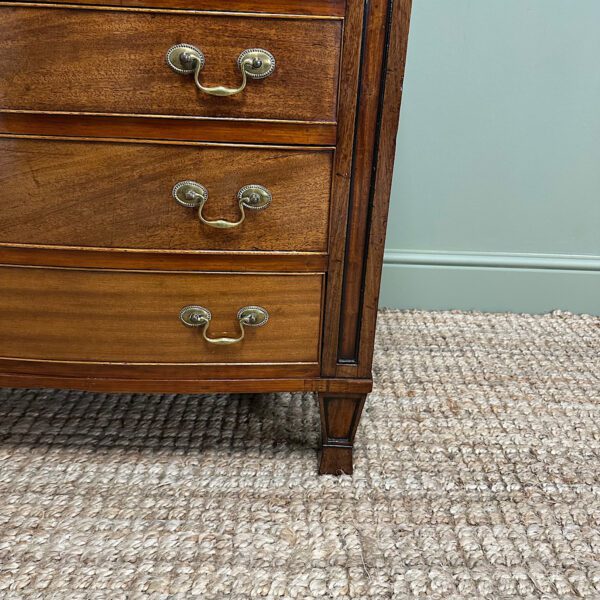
[0,359,321,380]
[0,245,329,272]
[12,0,347,17]
[0,112,338,146]
[0,373,373,395]
[323,0,413,378]
[354,0,413,375]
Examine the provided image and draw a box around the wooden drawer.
[0,137,332,252]
[14,0,346,17]
[0,5,342,123]
[0,267,323,364]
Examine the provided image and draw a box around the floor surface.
[0,309,599,598]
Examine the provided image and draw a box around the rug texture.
[0,309,599,599]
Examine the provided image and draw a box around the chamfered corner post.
[318,392,367,475]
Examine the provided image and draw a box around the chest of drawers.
[0,0,412,474]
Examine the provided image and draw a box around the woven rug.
[0,309,599,599]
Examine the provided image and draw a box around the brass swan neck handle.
[166,44,276,97]
[180,305,269,345]
[172,181,272,230]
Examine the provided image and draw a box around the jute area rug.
[0,309,599,599]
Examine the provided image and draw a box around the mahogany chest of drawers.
[0,0,412,474]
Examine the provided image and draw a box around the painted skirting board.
[380,250,600,314]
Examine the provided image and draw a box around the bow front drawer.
[0,5,342,123]
[0,137,332,253]
[0,267,323,364]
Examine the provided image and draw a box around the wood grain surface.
[0,5,341,122]
[13,0,346,16]
[0,137,332,252]
[335,0,389,363]
[0,267,323,363]
[0,112,338,146]
[320,0,364,375]
[0,371,372,394]
[355,0,413,375]
[0,0,415,475]
[0,245,328,272]
[318,392,366,474]
[322,0,413,380]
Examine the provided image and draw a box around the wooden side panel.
[0,5,341,122]
[356,0,413,374]
[321,0,365,375]
[336,0,389,363]
[0,267,323,364]
[0,137,332,252]
[322,0,412,377]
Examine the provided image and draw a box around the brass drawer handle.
[180,305,269,345]
[172,181,272,229]
[166,44,276,97]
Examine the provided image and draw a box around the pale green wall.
[381,0,600,314]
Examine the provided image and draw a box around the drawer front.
[0,267,323,364]
[0,138,332,252]
[13,1,346,17]
[0,6,341,123]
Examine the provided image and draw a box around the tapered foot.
[317,392,366,475]
[319,445,354,475]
